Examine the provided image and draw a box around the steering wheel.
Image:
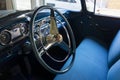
[29,6,76,74]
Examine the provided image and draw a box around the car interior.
[0,0,120,80]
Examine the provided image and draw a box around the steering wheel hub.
[46,34,63,44]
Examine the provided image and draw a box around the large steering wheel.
[29,6,76,74]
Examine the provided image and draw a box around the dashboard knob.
[0,31,11,45]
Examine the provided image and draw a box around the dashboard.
[0,22,28,45]
[0,9,70,68]
[0,11,36,67]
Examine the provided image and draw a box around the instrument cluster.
[0,23,28,45]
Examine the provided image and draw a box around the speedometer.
[0,30,11,45]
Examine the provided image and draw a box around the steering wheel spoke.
[57,41,71,52]
[38,42,55,56]
[38,48,45,56]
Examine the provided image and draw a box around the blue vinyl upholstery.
[107,59,120,80]
[54,31,120,80]
[108,31,120,67]
[54,38,108,80]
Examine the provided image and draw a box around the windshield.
[0,0,81,10]
[0,0,81,18]
[0,0,44,18]
[0,0,42,10]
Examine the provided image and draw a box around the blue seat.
[54,31,120,80]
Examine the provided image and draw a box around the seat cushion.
[107,59,120,80]
[108,30,120,67]
[54,38,108,80]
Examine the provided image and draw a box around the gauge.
[0,23,28,45]
[19,23,28,34]
[0,31,11,45]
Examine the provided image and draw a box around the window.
[12,0,44,10]
[45,0,81,11]
[13,0,31,10]
[95,0,120,17]
[85,0,108,12]
[85,0,95,12]
[86,0,120,17]
[107,0,120,10]
[0,0,81,11]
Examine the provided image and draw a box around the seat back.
[108,30,120,80]
[108,30,120,67]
